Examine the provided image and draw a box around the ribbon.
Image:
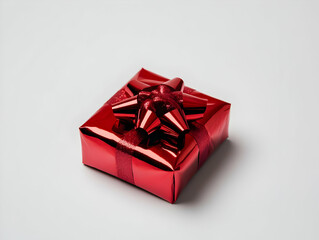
[190,122,214,168]
[115,129,146,184]
[112,78,211,183]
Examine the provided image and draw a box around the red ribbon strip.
[115,129,145,184]
[190,122,214,168]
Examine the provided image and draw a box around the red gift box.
[79,69,231,203]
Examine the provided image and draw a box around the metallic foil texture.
[80,69,231,203]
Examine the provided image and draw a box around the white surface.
[1,0,319,239]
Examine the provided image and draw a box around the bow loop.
[136,107,161,135]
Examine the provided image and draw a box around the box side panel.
[80,131,175,203]
[205,103,231,151]
[133,159,174,203]
[174,146,199,202]
[80,131,117,177]
[174,104,231,202]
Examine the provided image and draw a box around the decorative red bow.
[111,78,207,150]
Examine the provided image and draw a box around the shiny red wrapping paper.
[79,69,231,203]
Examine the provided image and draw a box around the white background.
[1,0,318,239]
